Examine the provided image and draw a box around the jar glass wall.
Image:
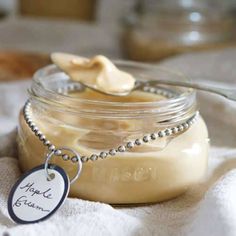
[17,61,209,204]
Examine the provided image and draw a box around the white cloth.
[1,49,236,236]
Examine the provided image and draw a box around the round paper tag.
[8,164,69,224]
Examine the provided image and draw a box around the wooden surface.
[19,0,97,21]
[0,51,50,81]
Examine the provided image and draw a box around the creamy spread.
[51,53,136,95]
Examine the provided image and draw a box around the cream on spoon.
[51,53,136,95]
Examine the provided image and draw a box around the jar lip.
[31,60,195,107]
[30,60,197,121]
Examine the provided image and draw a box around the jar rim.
[29,60,197,121]
[31,60,194,104]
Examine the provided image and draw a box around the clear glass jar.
[17,61,209,204]
[122,0,236,61]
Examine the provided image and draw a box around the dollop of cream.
[51,53,136,95]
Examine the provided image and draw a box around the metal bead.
[49,145,55,151]
[183,123,189,129]
[158,131,165,137]
[68,84,75,91]
[143,135,150,143]
[74,83,82,90]
[99,152,107,159]
[26,119,32,124]
[171,127,178,134]
[81,156,89,162]
[135,81,141,87]
[62,154,69,161]
[29,122,35,128]
[166,92,172,98]
[135,139,142,145]
[126,142,134,149]
[149,87,156,93]
[109,149,116,156]
[24,114,28,119]
[71,156,79,163]
[35,130,42,137]
[178,125,184,132]
[118,145,126,152]
[165,129,172,136]
[25,117,30,122]
[30,125,35,131]
[39,135,46,141]
[90,154,98,161]
[150,133,157,140]
[189,120,194,125]
[44,140,51,146]
[143,86,150,92]
[32,126,38,132]
[161,91,168,97]
[54,149,62,156]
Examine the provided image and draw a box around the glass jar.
[122,0,236,61]
[17,61,209,204]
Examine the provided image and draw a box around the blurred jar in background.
[122,0,236,61]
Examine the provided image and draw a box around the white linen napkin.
[1,48,236,236]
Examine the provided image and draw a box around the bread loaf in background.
[0,52,50,81]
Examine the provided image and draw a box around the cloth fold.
[1,48,236,236]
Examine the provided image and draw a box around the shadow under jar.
[17,61,209,204]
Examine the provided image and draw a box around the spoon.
[83,79,236,101]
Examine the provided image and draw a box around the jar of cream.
[17,60,209,204]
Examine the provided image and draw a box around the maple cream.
[51,53,135,95]
[17,59,209,204]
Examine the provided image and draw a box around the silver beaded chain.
[23,84,199,164]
